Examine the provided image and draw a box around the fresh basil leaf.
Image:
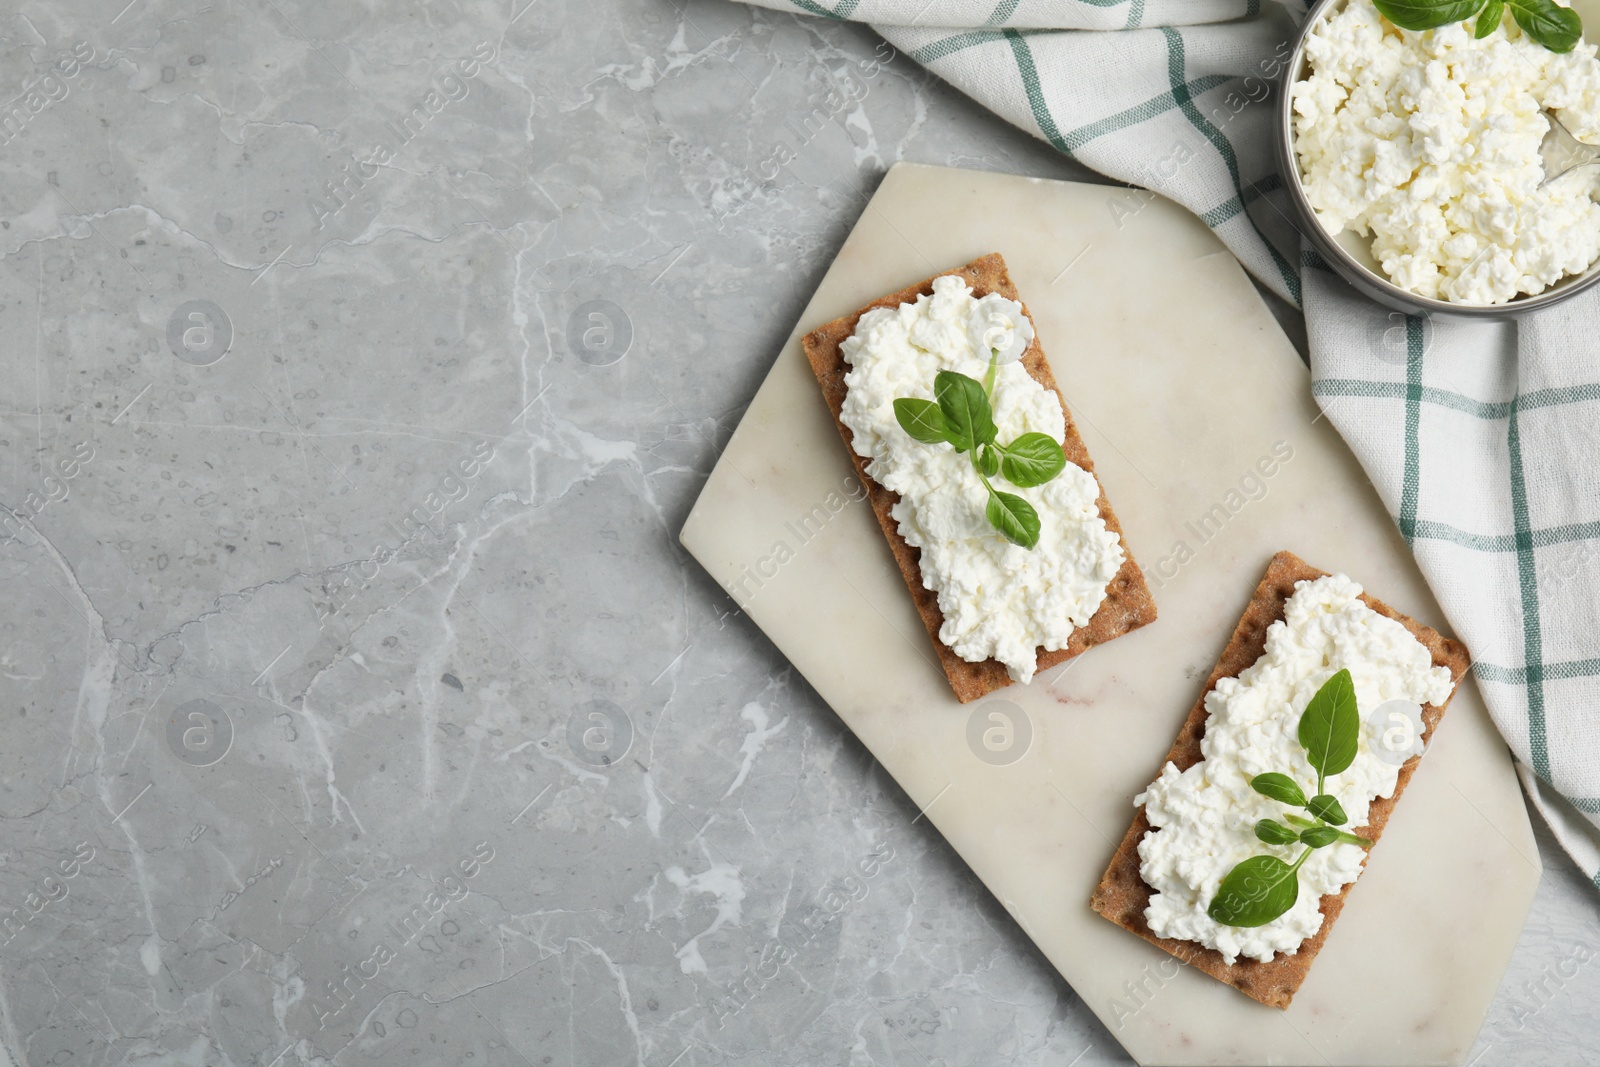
[893,398,949,445]
[1300,825,1342,849]
[1299,669,1360,780]
[1208,854,1300,927]
[1306,794,1348,826]
[986,489,1040,549]
[976,443,999,478]
[1372,0,1488,31]
[1475,0,1504,37]
[1509,0,1582,52]
[934,371,997,453]
[1255,819,1300,846]
[1251,772,1308,808]
[999,433,1067,488]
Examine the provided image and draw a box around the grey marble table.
[0,1,1592,1064]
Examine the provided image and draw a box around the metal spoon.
[1540,109,1600,186]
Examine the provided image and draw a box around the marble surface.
[680,161,1540,1065]
[0,1,1589,1065]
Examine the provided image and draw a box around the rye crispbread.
[800,253,1156,704]
[1089,550,1471,1009]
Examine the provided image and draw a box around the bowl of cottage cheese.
[1281,0,1600,314]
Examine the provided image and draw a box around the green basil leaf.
[893,398,949,445]
[1250,772,1308,808]
[1475,0,1504,37]
[1207,854,1300,927]
[1509,0,1582,52]
[1298,669,1360,779]
[976,443,999,478]
[1255,820,1300,846]
[986,489,1040,549]
[1372,0,1488,30]
[934,371,997,453]
[1306,794,1348,826]
[1300,825,1342,849]
[999,432,1067,488]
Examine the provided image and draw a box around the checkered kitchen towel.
[736,0,1600,890]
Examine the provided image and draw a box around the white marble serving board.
[679,162,1539,1066]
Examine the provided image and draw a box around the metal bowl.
[1276,0,1600,319]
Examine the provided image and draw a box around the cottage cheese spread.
[837,275,1123,683]
[1134,574,1453,963]
[1292,0,1600,304]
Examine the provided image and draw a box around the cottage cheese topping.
[837,275,1123,683]
[1134,574,1454,963]
[1293,0,1600,304]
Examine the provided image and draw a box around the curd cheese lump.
[1134,574,1453,964]
[837,275,1123,684]
[1293,0,1600,304]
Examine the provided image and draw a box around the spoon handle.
[1540,109,1600,186]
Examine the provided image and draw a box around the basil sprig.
[1207,669,1379,928]
[1373,0,1581,53]
[891,350,1067,549]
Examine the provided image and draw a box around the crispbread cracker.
[800,253,1155,703]
[1089,550,1471,1009]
